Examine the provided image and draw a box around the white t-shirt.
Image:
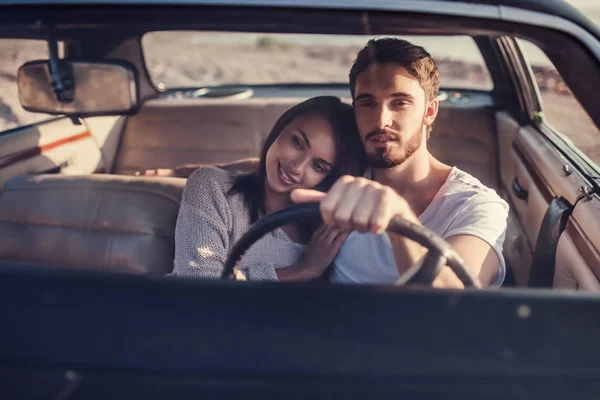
[330,167,509,287]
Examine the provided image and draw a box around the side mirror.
[17,60,139,117]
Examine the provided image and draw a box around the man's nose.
[375,105,393,129]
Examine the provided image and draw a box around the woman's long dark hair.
[229,96,365,233]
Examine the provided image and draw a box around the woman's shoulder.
[184,166,235,194]
[188,166,234,186]
[181,166,236,204]
[182,167,253,234]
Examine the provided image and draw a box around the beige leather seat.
[0,174,185,276]
[112,98,500,191]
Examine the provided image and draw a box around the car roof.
[0,0,597,39]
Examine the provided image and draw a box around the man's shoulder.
[443,167,506,207]
[421,167,509,227]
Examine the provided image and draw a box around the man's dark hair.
[349,38,440,136]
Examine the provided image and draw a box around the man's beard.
[365,125,423,169]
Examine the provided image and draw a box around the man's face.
[353,63,438,168]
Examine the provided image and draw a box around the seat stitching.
[1,184,183,205]
[0,258,169,275]
[0,219,175,240]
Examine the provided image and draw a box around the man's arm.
[445,235,500,287]
[136,158,259,178]
[391,235,498,289]
[291,176,502,289]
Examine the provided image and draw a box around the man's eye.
[359,100,375,108]
[392,100,409,108]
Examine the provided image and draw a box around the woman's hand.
[135,164,202,178]
[276,224,349,281]
[299,224,349,279]
[135,158,259,179]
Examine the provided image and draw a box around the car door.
[494,33,600,290]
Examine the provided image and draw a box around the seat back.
[0,174,185,276]
[112,98,296,175]
[113,97,500,191]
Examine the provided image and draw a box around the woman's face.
[265,114,337,194]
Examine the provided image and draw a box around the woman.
[172,96,364,281]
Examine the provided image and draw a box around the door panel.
[515,128,587,206]
[0,118,104,185]
[496,112,533,285]
[503,125,586,246]
[496,109,600,290]
[497,111,545,285]
[506,142,550,248]
[496,111,592,287]
[554,199,600,291]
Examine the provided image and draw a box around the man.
[292,38,508,288]
[141,38,509,288]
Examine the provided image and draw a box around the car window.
[142,32,493,91]
[0,39,63,133]
[518,38,600,168]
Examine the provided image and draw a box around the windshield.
[142,32,493,91]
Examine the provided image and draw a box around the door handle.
[512,177,528,200]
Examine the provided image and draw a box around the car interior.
[1,2,600,398]
[0,5,599,293]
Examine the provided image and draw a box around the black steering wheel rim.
[221,203,481,288]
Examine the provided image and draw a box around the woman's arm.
[137,158,260,178]
[172,167,233,278]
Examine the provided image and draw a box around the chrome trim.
[0,0,501,18]
[499,6,600,59]
[514,38,544,104]
[580,185,594,201]
[0,0,597,59]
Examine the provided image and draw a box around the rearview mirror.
[17,60,139,117]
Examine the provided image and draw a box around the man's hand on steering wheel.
[291,175,465,289]
[292,176,416,234]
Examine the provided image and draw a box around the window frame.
[515,37,600,176]
[501,34,600,181]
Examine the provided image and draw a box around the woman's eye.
[313,162,326,173]
[292,135,302,149]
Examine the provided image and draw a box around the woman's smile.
[277,161,299,186]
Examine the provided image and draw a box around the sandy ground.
[143,34,494,90]
[541,93,600,164]
[2,37,599,166]
[0,40,51,131]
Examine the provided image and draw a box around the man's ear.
[423,98,439,128]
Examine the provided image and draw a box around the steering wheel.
[220,203,481,288]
